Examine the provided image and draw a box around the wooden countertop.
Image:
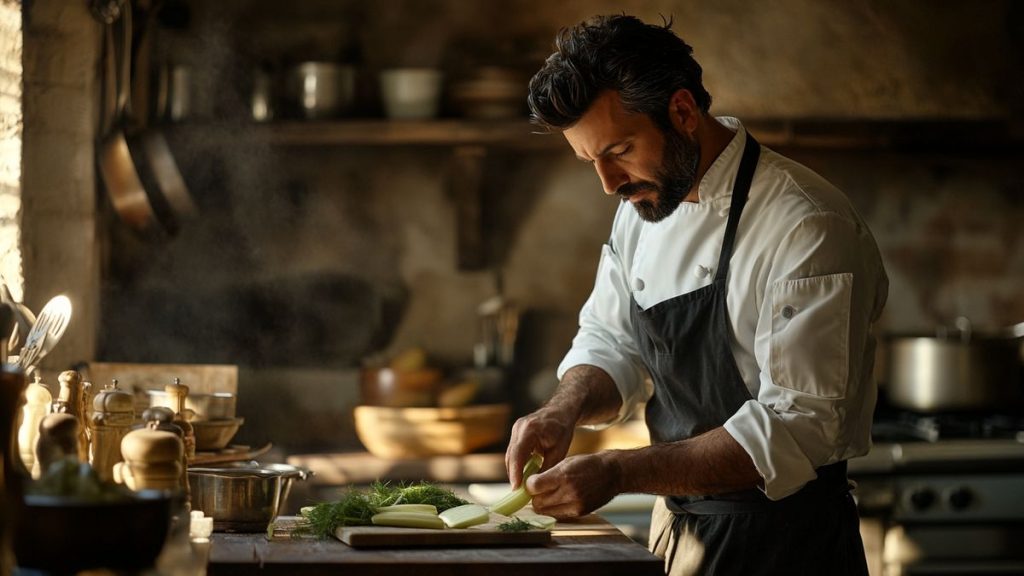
[207,514,663,576]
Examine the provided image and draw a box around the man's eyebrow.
[575,139,630,162]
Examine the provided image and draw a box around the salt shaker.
[89,379,135,482]
[17,373,52,477]
[52,370,91,462]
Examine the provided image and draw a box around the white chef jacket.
[557,118,889,500]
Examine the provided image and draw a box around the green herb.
[497,517,533,532]
[298,487,377,538]
[296,481,468,539]
[373,481,468,510]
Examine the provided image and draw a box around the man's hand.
[505,365,623,489]
[526,451,620,519]
[505,406,576,488]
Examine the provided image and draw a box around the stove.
[872,411,1024,444]
[852,410,1024,575]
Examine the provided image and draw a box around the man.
[505,15,888,576]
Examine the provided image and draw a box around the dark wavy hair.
[528,15,712,132]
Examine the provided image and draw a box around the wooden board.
[334,514,551,548]
[84,362,238,395]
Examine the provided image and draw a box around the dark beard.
[617,128,700,223]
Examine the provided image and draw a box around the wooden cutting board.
[334,514,551,548]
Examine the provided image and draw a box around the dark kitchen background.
[16,0,1024,447]
[19,0,1024,450]
[10,0,1024,571]
[14,0,1023,481]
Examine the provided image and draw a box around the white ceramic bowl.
[379,68,443,120]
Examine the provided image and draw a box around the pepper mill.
[114,428,183,492]
[134,406,190,500]
[52,370,91,462]
[17,373,52,477]
[89,379,135,482]
[164,378,196,463]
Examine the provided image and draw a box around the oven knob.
[907,487,936,511]
[947,487,974,511]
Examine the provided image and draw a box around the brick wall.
[0,0,22,299]
[21,0,101,372]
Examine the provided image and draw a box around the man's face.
[564,91,700,223]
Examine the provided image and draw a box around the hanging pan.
[97,5,160,236]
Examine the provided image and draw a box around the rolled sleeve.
[727,211,885,500]
[557,240,648,429]
[724,400,818,499]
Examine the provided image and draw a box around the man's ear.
[667,89,699,135]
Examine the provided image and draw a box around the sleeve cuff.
[724,400,818,500]
[557,350,646,430]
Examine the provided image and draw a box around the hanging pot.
[887,318,1024,413]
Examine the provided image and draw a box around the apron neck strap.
[715,131,760,282]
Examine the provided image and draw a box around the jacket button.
[781,305,796,319]
[632,277,645,292]
[694,265,711,278]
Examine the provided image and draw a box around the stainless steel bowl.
[287,62,356,119]
[220,461,311,505]
[188,464,309,532]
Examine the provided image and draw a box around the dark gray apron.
[630,133,868,576]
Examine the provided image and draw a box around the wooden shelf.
[169,117,1023,151]
[169,118,561,149]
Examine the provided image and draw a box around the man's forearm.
[545,364,623,427]
[609,427,762,497]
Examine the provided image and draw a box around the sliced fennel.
[489,486,531,517]
[520,513,556,530]
[488,452,544,516]
[438,504,490,528]
[370,511,444,529]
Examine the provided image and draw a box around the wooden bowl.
[354,404,509,458]
[192,417,244,451]
[360,367,443,407]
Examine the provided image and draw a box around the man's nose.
[595,160,627,196]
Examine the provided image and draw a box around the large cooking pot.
[887,319,1024,413]
[187,463,309,532]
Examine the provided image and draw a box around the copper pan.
[131,1,196,233]
[97,6,160,235]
